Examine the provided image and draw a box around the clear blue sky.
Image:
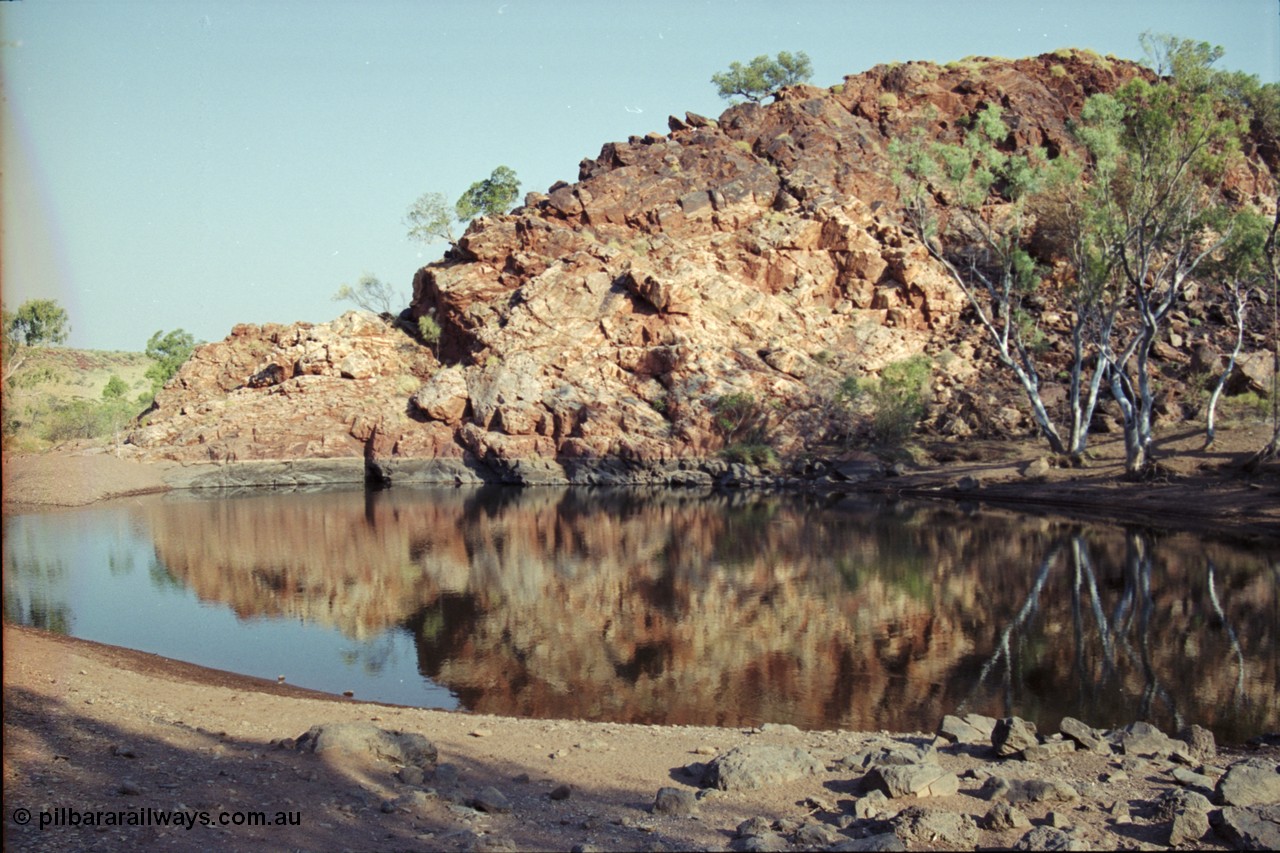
[3,0,1278,351]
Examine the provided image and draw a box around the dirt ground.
[3,427,1278,851]
[6,624,1278,853]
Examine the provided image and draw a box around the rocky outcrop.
[127,53,1274,481]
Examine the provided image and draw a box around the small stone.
[1168,806,1209,846]
[397,766,425,786]
[110,745,138,759]
[937,714,987,745]
[730,832,789,852]
[469,729,493,738]
[802,795,834,812]
[982,775,1080,804]
[433,764,460,787]
[1155,787,1212,822]
[549,784,572,801]
[983,801,1031,830]
[1059,717,1108,754]
[1178,724,1216,761]
[701,744,822,791]
[992,717,1039,758]
[854,789,891,820]
[1172,766,1214,791]
[118,780,142,796]
[1101,770,1128,784]
[735,816,774,838]
[827,832,906,852]
[1107,800,1131,823]
[1047,810,1072,828]
[892,807,978,847]
[651,786,698,816]
[1116,721,1192,762]
[471,786,512,814]
[792,822,835,846]
[961,714,999,739]
[1012,826,1090,851]
[1023,739,1076,761]
[1022,457,1052,479]
[871,762,958,798]
[692,745,718,756]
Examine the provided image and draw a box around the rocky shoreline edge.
[6,443,1278,543]
[5,624,1278,852]
[292,712,1280,852]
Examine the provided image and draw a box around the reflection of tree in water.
[135,487,1278,736]
[339,628,409,675]
[966,528,1276,741]
[2,545,73,635]
[147,556,186,592]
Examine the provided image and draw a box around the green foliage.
[841,355,932,446]
[101,375,129,401]
[711,51,813,103]
[454,165,521,221]
[405,192,457,246]
[39,396,138,444]
[332,274,402,315]
[144,329,197,392]
[720,442,776,466]
[406,166,521,248]
[712,392,763,438]
[710,391,776,464]
[417,315,442,354]
[4,299,69,347]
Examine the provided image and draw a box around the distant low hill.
[2,347,155,452]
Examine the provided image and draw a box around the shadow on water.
[4,486,1277,740]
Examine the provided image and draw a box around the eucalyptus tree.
[891,105,1073,455]
[1201,212,1269,447]
[406,166,521,249]
[711,51,813,104]
[1072,41,1246,475]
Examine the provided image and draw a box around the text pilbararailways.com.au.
[11,806,301,831]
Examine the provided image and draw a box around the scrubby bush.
[102,375,129,400]
[417,315,442,355]
[40,397,137,444]
[144,329,197,393]
[841,355,932,445]
[710,391,776,465]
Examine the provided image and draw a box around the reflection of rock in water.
[140,488,1280,736]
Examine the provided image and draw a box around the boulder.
[652,786,699,816]
[701,744,822,791]
[294,722,437,770]
[1214,804,1280,851]
[868,762,960,798]
[1217,758,1280,807]
[411,366,471,424]
[992,716,1039,757]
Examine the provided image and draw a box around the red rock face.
[128,53,1271,479]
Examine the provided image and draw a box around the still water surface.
[4,486,1277,742]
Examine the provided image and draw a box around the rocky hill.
[127,52,1276,486]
